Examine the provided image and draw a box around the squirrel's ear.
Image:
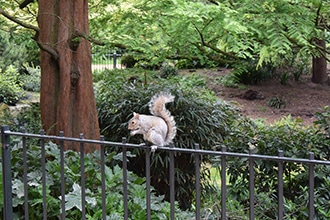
[133,112,140,118]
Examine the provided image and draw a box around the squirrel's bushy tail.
[149,92,177,145]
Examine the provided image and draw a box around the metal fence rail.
[2,125,330,219]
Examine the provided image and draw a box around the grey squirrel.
[128,92,177,151]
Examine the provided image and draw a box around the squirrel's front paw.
[150,145,158,152]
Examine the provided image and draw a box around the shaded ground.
[200,68,330,126]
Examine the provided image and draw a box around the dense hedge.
[96,68,240,209]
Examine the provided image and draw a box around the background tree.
[90,0,329,84]
[1,1,101,151]
[311,1,330,84]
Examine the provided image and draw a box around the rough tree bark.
[312,38,328,85]
[38,0,100,151]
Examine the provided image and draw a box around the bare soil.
[199,68,330,126]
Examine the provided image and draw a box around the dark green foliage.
[19,65,41,92]
[159,64,178,78]
[175,59,217,69]
[314,106,330,138]
[0,103,12,126]
[232,60,275,85]
[0,30,28,72]
[0,140,193,219]
[96,68,239,209]
[220,114,330,219]
[121,54,138,68]
[279,72,289,85]
[11,103,42,133]
[0,65,25,106]
[267,96,286,109]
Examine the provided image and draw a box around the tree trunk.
[38,0,100,152]
[312,38,328,85]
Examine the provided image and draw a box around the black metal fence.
[2,125,330,219]
[92,50,122,71]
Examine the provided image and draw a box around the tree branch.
[74,30,105,46]
[37,42,59,60]
[0,8,39,32]
[19,0,35,9]
[193,22,238,60]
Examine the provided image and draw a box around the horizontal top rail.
[2,128,330,166]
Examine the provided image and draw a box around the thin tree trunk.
[312,39,328,85]
[38,0,100,152]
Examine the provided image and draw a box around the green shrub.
[0,65,25,105]
[220,115,330,219]
[11,103,42,134]
[279,72,289,85]
[232,60,275,84]
[96,68,240,210]
[216,73,239,88]
[0,140,193,219]
[121,54,137,68]
[267,96,286,109]
[314,106,330,138]
[0,103,12,126]
[19,64,41,92]
[0,30,28,71]
[159,64,178,78]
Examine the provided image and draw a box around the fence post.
[249,147,255,220]
[169,143,175,220]
[80,134,86,220]
[1,126,13,220]
[278,150,284,220]
[308,152,315,220]
[22,128,29,219]
[59,131,66,219]
[113,51,117,69]
[194,144,201,220]
[100,135,107,220]
[221,146,227,220]
[40,130,47,220]
[145,147,151,220]
[122,137,129,220]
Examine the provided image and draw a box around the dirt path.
[200,68,330,126]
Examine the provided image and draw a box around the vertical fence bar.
[194,144,201,220]
[80,134,86,220]
[249,148,255,220]
[59,131,66,219]
[145,148,151,220]
[169,144,175,220]
[40,130,47,220]
[278,150,284,220]
[221,146,227,220]
[308,152,315,220]
[22,128,29,220]
[100,136,106,220]
[113,51,117,69]
[122,137,129,220]
[1,126,13,220]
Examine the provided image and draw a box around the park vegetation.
[1,65,330,218]
[1,0,330,219]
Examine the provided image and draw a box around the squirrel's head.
[128,112,140,135]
